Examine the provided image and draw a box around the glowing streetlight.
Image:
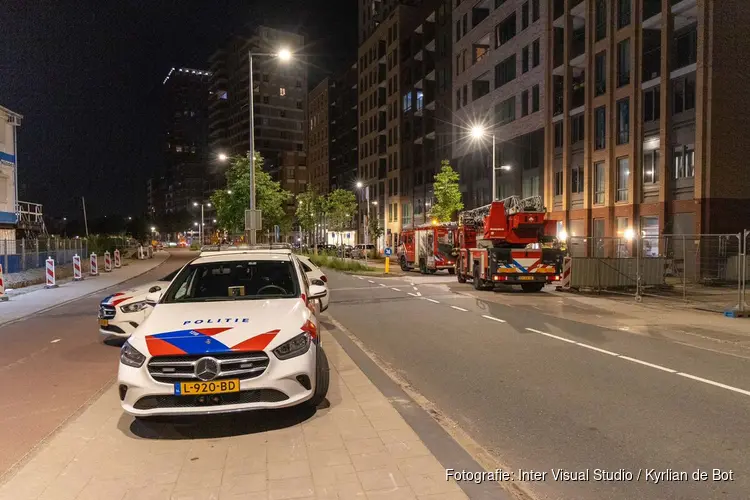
[277,48,292,61]
[559,229,569,241]
[227,190,233,194]
[150,226,156,232]
[356,181,363,189]
[218,153,228,161]
[470,125,486,139]
[623,228,635,241]
[469,123,511,201]
[213,219,217,223]
[194,222,199,227]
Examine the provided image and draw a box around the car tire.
[400,256,409,271]
[473,267,482,290]
[306,346,330,408]
[448,268,456,275]
[456,263,466,283]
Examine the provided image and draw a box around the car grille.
[147,352,270,383]
[133,389,288,410]
[99,305,116,319]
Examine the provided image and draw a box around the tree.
[325,189,357,247]
[367,215,384,253]
[295,185,325,248]
[211,153,293,237]
[429,160,463,222]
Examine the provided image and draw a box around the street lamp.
[193,201,212,245]
[247,47,294,244]
[470,124,512,201]
[218,153,228,162]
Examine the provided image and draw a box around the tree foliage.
[367,214,384,244]
[295,185,325,240]
[429,160,463,222]
[210,153,293,235]
[325,189,357,234]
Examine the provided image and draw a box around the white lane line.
[368,280,375,284]
[424,298,440,304]
[576,342,619,356]
[482,315,506,323]
[451,306,468,312]
[50,339,61,344]
[392,288,401,291]
[380,283,387,287]
[526,328,576,344]
[619,356,677,373]
[677,373,750,397]
[413,286,418,291]
[407,292,420,297]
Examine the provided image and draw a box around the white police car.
[117,247,330,418]
[98,269,181,338]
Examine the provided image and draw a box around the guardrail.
[0,237,135,274]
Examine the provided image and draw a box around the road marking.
[424,298,440,304]
[677,373,750,397]
[380,283,387,287]
[368,280,375,283]
[413,286,418,291]
[408,292,420,297]
[618,356,676,373]
[526,328,577,344]
[392,288,401,291]
[50,339,61,344]
[482,315,506,323]
[451,306,468,312]
[575,342,619,356]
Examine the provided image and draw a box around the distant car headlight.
[120,300,150,313]
[273,333,311,360]
[120,342,146,368]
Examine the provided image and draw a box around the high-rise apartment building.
[208,27,307,179]
[308,79,330,194]
[329,63,360,193]
[451,0,547,209]
[545,0,750,250]
[360,0,423,44]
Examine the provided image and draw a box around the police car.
[98,269,181,338]
[118,246,330,418]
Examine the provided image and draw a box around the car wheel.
[400,256,409,271]
[429,269,437,274]
[306,346,330,408]
[448,268,456,275]
[473,267,482,290]
[456,262,466,283]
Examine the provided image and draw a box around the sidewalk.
[0,327,469,500]
[0,252,170,327]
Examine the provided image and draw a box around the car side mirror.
[308,284,327,300]
[148,285,162,293]
[311,278,325,287]
[145,291,162,306]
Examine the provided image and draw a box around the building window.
[296,100,303,109]
[456,89,461,110]
[644,86,661,122]
[571,166,584,193]
[262,95,269,104]
[616,157,629,202]
[674,28,697,70]
[595,0,606,41]
[280,87,286,96]
[496,96,516,125]
[402,92,412,112]
[532,84,540,112]
[617,39,630,87]
[521,90,529,116]
[643,149,660,184]
[570,114,584,144]
[616,98,630,145]
[594,162,605,205]
[495,13,517,47]
[554,122,563,148]
[456,20,461,41]
[532,39,540,67]
[494,54,516,88]
[595,51,606,96]
[473,43,490,63]
[521,2,529,30]
[673,76,696,114]
[522,46,529,73]
[594,106,606,150]
[617,0,630,29]
[554,171,563,196]
[462,85,468,106]
[674,145,695,178]
[532,0,540,22]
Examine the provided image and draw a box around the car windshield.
[437,232,454,255]
[159,269,180,282]
[161,259,299,303]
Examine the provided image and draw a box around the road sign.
[384,248,392,256]
[244,209,262,231]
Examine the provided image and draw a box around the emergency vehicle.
[397,222,457,274]
[455,195,564,292]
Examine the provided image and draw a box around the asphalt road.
[0,253,191,478]
[326,270,750,500]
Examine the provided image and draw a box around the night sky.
[0,0,356,220]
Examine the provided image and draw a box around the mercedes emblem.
[195,357,220,381]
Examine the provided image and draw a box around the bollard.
[147,246,153,259]
[114,249,121,269]
[73,254,83,281]
[557,256,572,291]
[0,263,7,301]
[384,257,390,274]
[90,253,99,276]
[104,251,112,272]
[45,257,59,289]
[138,246,144,260]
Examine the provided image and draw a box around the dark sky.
[0,0,356,220]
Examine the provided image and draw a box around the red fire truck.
[397,222,458,274]
[455,195,564,292]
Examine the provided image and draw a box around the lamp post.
[356,181,368,247]
[470,125,511,201]
[193,201,212,245]
[247,48,293,245]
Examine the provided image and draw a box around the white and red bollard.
[45,257,58,289]
[557,256,572,291]
[147,246,153,259]
[104,251,112,272]
[114,249,121,269]
[137,246,144,260]
[90,253,99,276]
[0,263,8,302]
[72,254,83,281]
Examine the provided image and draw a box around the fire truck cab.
[397,223,457,274]
[455,196,564,292]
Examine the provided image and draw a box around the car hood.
[100,281,163,306]
[128,299,311,357]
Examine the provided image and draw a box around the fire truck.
[455,195,564,292]
[397,222,458,274]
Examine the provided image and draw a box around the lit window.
[280,87,286,96]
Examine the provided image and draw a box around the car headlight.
[273,333,311,360]
[120,300,150,313]
[120,342,146,368]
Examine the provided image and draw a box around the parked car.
[351,244,376,259]
[296,255,330,311]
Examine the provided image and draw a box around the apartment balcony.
[472,0,490,29]
[553,0,564,22]
[643,0,662,21]
[378,112,387,133]
[378,136,387,157]
[642,47,661,82]
[378,63,387,87]
[378,87,387,109]
[378,40,386,62]
[671,26,697,72]
[570,28,586,68]
[422,21,435,45]
[570,74,585,109]
[379,158,387,179]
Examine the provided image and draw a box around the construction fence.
[0,236,134,274]
[562,231,750,315]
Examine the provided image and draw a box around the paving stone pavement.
[0,327,469,500]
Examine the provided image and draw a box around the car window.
[159,269,181,282]
[162,259,300,303]
[298,258,313,273]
